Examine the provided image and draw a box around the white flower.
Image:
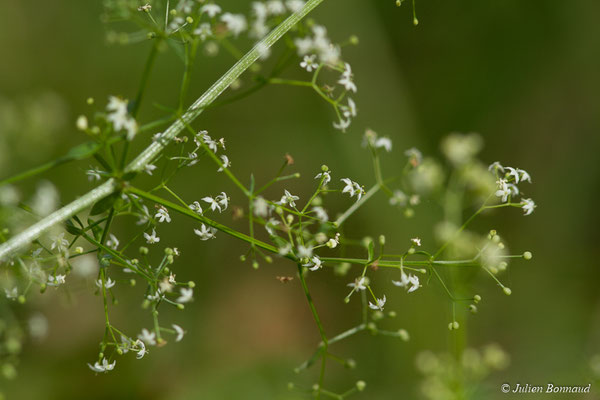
[368,295,386,311]
[265,218,280,236]
[303,255,323,271]
[411,237,421,247]
[189,201,203,214]
[277,190,299,208]
[194,23,212,40]
[194,224,217,240]
[333,118,351,132]
[216,192,229,211]
[197,131,218,152]
[404,147,422,166]
[341,178,364,201]
[47,274,66,287]
[314,171,331,186]
[518,168,532,183]
[138,328,157,346]
[201,3,221,17]
[172,324,185,342]
[256,42,271,60]
[278,243,292,255]
[253,196,269,217]
[506,167,521,184]
[347,277,367,291]
[96,278,116,289]
[144,229,160,244]
[221,13,247,37]
[312,206,329,222]
[76,115,88,131]
[495,179,510,203]
[521,198,536,216]
[155,207,171,223]
[107,96,137,141]
[327,233,340,248]
[267,0,286,15]
[392,271,420,293]
[50,233,69,251]
[297,245,313,258]
[375,137,392,152]
[294,37,314,55]
[252,2,268,19]
[488,161,505,173]
[300,54,318,72]
[106,233,119,250]
[177,287,194,303]
[5,287,17,300]
[136,205,150,225]
[286,0,305,12]
[389,190,407,206]
[217,155,230,172]
[135,339,147,359]
[341,98,357,119]
[338,63,357,92]
[86,168,101,182]
[88,358,116,373]
[144,164,157,175]
[202,196,221,212]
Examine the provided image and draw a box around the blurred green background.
[1,0,600,399]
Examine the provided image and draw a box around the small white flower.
[5,287,17,300]
[300,54,318,72]
[277,190,300,208]
[202,196,221,212]
[404,147,422,166]
[389,190,407,206]
[47,274,66,287]
[341,178,364,201]
[217,155,231,172]
[201,3,221,17]
[107,96,137,141]
[253,196,269,218]
[326,233,340,248]
[347,276,367,291]
[338,63,357,92]
[177,287,194,303]
[314,171,331,186]
[50,233,69,251]
[518,168,532,183]
[286,0,305,12]
[135,339,147,359]
[265,218,280,236]
[155,207,171,223]
[88,358,116,373]
[252,2,268,19]
[312,206,329,222]
[392,271,420,293]
[96,278,116,289]
[495,179,510,203]
[221,13,247,36]
[138,328,157,346]
[144,229,160,244]
[198,132,218,152]
[216,192,229,211]
[506,167,521,184]
[267,0,286,15]
[375,137,392,152]
[86,168,101,182]
[521,198,536,216]
[194,224,217,240]
[194,23,212,40]
[256,42,271,60]
[144,164,157,175]
[411,237,421,247]
[294,37,314,55]
[278,243,292,255]
[341,98,357,119]
[368,295,386,311]
[297,245,313,258]
[333,118,351,132]
[76,115,88,131]
[303,255,323,271]
[136,205,150,225]
[189,201,203,214]
[488,161,505,172]
[172,324,185,342]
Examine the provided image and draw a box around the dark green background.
[1,0,599,398]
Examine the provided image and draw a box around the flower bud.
[356,380,366,391]
[503,287,512,296]
[523,251,532,260]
